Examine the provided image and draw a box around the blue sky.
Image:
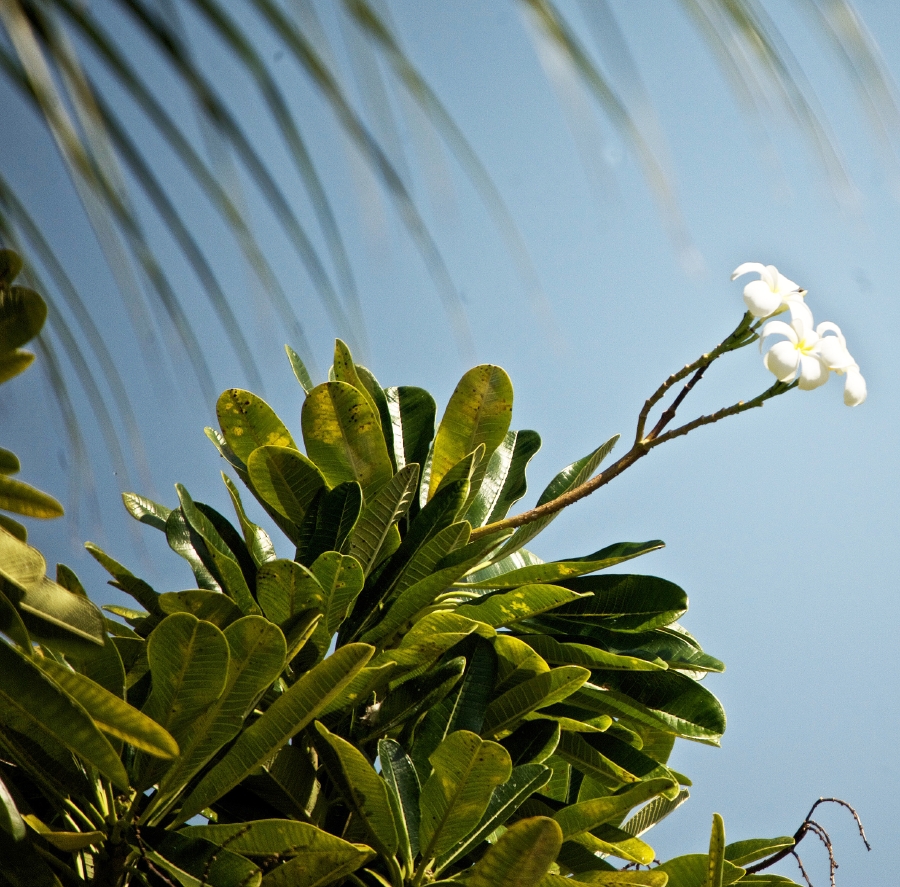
[3,1,898,881]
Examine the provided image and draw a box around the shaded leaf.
[482,666,590,738]
[38,658,178,758]
[465,816,562,887]
[418,729,512,859]
[0,638,129,790]
[177,643,373,823]
[247,445,326,529]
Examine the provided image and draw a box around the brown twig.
[745,797,870,884]
[468,313,773,541]
[469,379,790,541]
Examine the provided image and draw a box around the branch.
[469,312,770,542]
[745,797,870,881]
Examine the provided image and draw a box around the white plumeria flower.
[759,302,866,404]
[732,262,806,318]
[759,302,830,390]
[842,366,867,406]
[812,321,868,406]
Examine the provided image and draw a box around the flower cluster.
[733,263,866,406]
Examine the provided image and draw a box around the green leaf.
[542,873,668,886]
[217,388,297,462]
[413,636,498,773]
[622,789,690,837]
[257,559,324,625]
[465,816,562,887]
[85,542,163,615]
[434,763,552,874]
[345,464,419,575]
[222,473,277,566]
[418,729,512,859]
[0,351,35,384]
[0,249,23,284]
[428,365,514,500]
[148,617,287,823]
[301,381,394,499]
[247,445,327,529]
[300,482,362,564]
[183,821,374,887]
[482,666,591,738]
[466,541,664,589]
[22,814,103,851]
[554,778,678,839]
[366,529,511,647]
[177,643,373,823]
[0,583,32,652]
[518,635,666,672]
[384,385,437,474]
[582,671,726,744]
[0,286,46,353]
[724,837,795,867]
[372,657,465,736]
[492,435,619,560]
[707,813,726,887]
[158,590,244,628]
[332,339,381,421]
[0,448,20,476]
[165,508,222,591]
[0,475,63,519]
[176,485,260,615]
[379,738,421,867]
[556,731,642,788]
[465,429,542,527]
[311,551,365,634]
[122,492,171,531]
[456,584,588,627]
[369,612,491,671]
[569,824,656,865]
[0,531,105,647]
[134,614,230,787]
[345,480,469,641]
[0,772,25,841]
[499,720,561,766]
[37,658,179,758]
[0,515,26,541]
[546,574,687,632]
[141,827,262,887]
[285,344,314,394]
[314,721,399,857]
[654,854,745,887]
[0,639,129,790]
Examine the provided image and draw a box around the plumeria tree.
[0,257,870,887]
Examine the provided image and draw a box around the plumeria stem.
[634,311,758,445]
[469,319,786,542]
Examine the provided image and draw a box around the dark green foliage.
[0,340,804,886]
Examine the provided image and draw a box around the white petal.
[816,336,854,371]
[764,341,801,381]
[797,354,829,390]
[744,280,781,317]
[759,319,798,349]
[844,367,867,406]
[731,262,767,281]
[788,299,814,330]
[775,272,800,294]
[815,321,845,345]
[762,265,780,289]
